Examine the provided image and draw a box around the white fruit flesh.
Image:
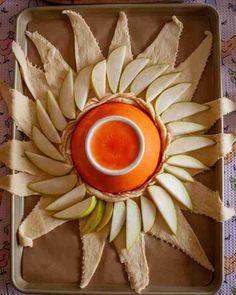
[25,151,72,176]
[109,201,126,242]
[107,46,126,93]
[96,202,114,232]
[28,174,77,195]
[130,64,169,96]
[166,155,209,170]
[91,59,106,99]
[146,72,181,102]
[155,83,191,115]
[163,164,194,182]
[126,199,141,249]
[140,196,156,233]
[148,185,177,234]
[53,196,97,220]
[119,58,149,92]
[166,121,207,136]
[46,184,86,211]
[156,173,192,210]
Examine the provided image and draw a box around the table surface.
[0,0,235,294]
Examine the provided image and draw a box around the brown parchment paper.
[22,9,218,289]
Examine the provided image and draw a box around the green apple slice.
[28,174,77,195]
[74,65,93,111]
[140,196,156,233]
[46,184,86,211]
[119,58,149,92]
[91,59,106,99]
[109,201,126,242]
[107,46,126,93]
[96,202,114,232]
[163,164,194,182]
[156,173,192,210]
[166,121,207,136]
[59,69,76,119]
[53,196,97,220]
[166,155,209,170]
[146,72,181,102]
[80,199,105,235]
[32,126,64,162]
[167,136,215,156]
[25,151,72,176]
[130,64,169,96]
[155,83,191,115]
[47,90,67,131]
[36,100,61,144]
[161,102,209,124]
[147,185,177,234]
[126,199,141,250]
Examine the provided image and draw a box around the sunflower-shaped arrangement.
[0,10,236,293]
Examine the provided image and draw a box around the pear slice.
[166,121,207,136]
[140,196,156,233]
[32,126,64,162]
[109,201,126,242]
[91,59,106,99]
[107,46,126,93]
[166,155,209,170]
[146,72,181,102]
[155,83,191,115]
[147,185,177,234]
[59,69,76,119]
[47,90,67,131]
[163,164,194,182]
[167,136,215,156]
[119,58,149,92]
[25,151,72,176]
[74,65,93,111]
[53,196,97,220]
[28,174,77,195]
[96,202,114,232]
[161,102,209,124]
[46,184,86,211]
[130,64,169,96]
[126,199,142,250]
[81,200,105,235]
[156,173,192,210]
[36,100,61,144]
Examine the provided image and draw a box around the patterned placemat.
[0,0,235,294]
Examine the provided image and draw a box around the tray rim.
[11,3,223,295]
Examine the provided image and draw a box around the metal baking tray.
[11,3,223,294]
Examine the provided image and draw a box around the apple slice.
[46,184,86,211]
[130,64,169,96]
[167,136,215,156]
[109,201,126,242]
[166,121,207,136]
[119,58,149,92]
[91,59,106,99]
[155,83,191,115]
[163,164,194,182]
[36,100,61,144]
[59,69,76,119]
[25,151,72,176]
[126,199,141,250]
[53,196,97,220]
[47,90,67,131]
[161,102,209,124]
[166,155,209,170]
[81,199,105,235]
[74,65,93,111]
[96,202,114,232]
[107,46,126,93]
[147,185,177,234]
[156,173,192,210]
[146,72,181,102]
[140,196,156,233]
[32,126,64,162]
[28,174,77,195]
